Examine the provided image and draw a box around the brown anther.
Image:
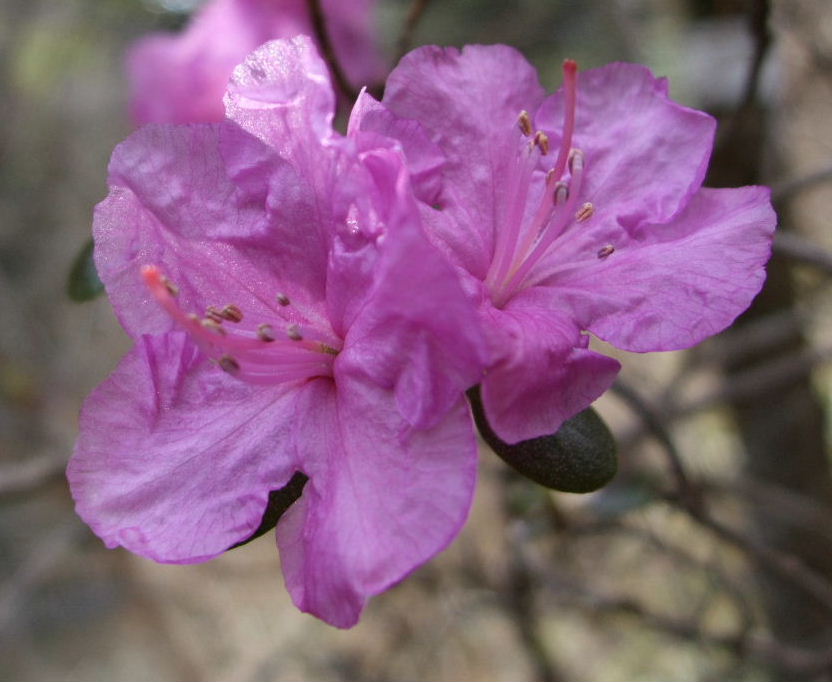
[533,131,550,155]
[320,343,339,356]
[205,306,225,324]
[257,323,276,342]
[161,276,179,297]
[221,304,244,323]
[218,355,240,374]
[554,182,569,206]
[201,318,226,335]
[187,313,200,323]
[276,293,291,307]
[517,110,533,137]
[597,244,615,259]
[287,324,303,341]
[575,202,595,222]
[568,149,584,173]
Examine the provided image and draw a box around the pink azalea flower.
[351,45,777,444]
[69,37,487,628]
[128,0,384,124]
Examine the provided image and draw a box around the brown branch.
[396,0,432,62]
[0,453,65,496]
[774,231,832,275]
[307,0,357,100]
[773,163,832,204]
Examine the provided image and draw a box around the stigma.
[141,265,339,385]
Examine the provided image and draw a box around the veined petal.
[536,62,716,234]
[276,376,478,628]
[68,333,301,563]
[382,44,546,279]
[479,300,620,444]
[225,36,336,170]
[540,186,776,351]
[95,122,332,340]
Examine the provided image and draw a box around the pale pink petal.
[479,299,620,444]
[68,333,302,563]
[276,375,478,628]
[382,45,546,279]
[225,36,335,170]
[128,0,383,125]
[537,186,776,351]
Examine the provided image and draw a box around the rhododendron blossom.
[128,0,384,124]
[351,45,777,444]
[69,37,487,628]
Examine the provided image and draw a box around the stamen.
[517,111,533,137]
[554,182,569,206]
[533,131,550,155]
[597,245,615,259]
[205,306,225,323]
[221,304,243,323]
[287,324,303,341]
[276,293,291,307]
[218,355,240,374]
[257,323,276,342]
[575,202,594,222]
[201,318,226,335]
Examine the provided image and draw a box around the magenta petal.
[536,62,716,232]
[276,376,478,628]
[68,333,300,563]
[95,122,331,339]
[333,143,487,428]
[382,45,546,279]
[541,186,776,352]
[479,301,621,443]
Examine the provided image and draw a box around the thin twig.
[307,0,357,100]
[0,453,66,496]
[774,231,832,274]
[396,0,432,62]
[610,380,698,508]
[773,163,832,204]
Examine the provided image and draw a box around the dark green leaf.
[467,386,617,493]
[229,472,308,549]
[67,238,104,302]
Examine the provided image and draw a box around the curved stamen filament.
[142,265,337,382]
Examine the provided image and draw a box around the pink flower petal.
[478,300,620,443]
[538,186,776,351]
[276,376,478,628]
[68,333,301,563]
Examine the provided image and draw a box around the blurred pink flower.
[351,45,776,443]
[128,0,384,124]
[69,37,486,628]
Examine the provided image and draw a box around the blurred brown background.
[2,0,832,680]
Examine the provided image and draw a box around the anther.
[554,182,569,206]
[257,323,276,342]
[534,131,550,155]
[568,149,584,174]
[287,324,303,341]
[221,304,243,323]
[518,111,533,137]
[276,293,291,307]
[205,306,225,324]
[218,355,240,374]
[575,202,595,222]
[597,245,615,259]
[161,276,179,297]
[201,318,226,335]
